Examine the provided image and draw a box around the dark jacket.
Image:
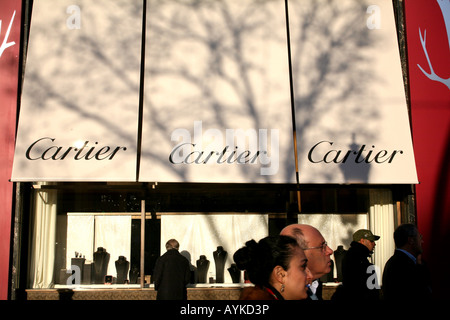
[382,249,432,300]
[333,241,380,300]
[153,249,191,300]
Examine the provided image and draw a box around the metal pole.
[284,0,301,212]
[140,199,145,288]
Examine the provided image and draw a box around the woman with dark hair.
[233,235,312,300]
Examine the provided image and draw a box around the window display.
[24,183,398,294]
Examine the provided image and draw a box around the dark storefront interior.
[12,181,414,298]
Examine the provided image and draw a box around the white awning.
[12,0,418,184]
[11,0,143,182]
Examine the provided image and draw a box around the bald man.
[281,224,333,299]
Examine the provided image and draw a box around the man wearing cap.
[332,229,381,300]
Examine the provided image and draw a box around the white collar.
[310,280,319,294]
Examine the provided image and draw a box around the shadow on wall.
[144,0,378,183]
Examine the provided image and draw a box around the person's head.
[233,235,312,300]
[165,239,180,251]
[280,224,333,280]
[393,224,423,257]
[352,229,380,253]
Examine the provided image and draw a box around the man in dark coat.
[153,239,191,300]
[382,224,432,300]
[333,229,381,300]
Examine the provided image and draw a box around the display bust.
[213,246,227,283]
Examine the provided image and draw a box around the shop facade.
[2,0,440,300]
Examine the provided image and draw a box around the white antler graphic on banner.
[417,0,450,90]
[0,10,16,58]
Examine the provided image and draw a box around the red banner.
[0,0,22,299]
[405,0,450,299]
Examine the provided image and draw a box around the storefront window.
[25,183,397,290]
[65,214,132,285]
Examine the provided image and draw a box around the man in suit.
[382,224,432,300]
[153,239,191,300]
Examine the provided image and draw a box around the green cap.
[353,229,380,241]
